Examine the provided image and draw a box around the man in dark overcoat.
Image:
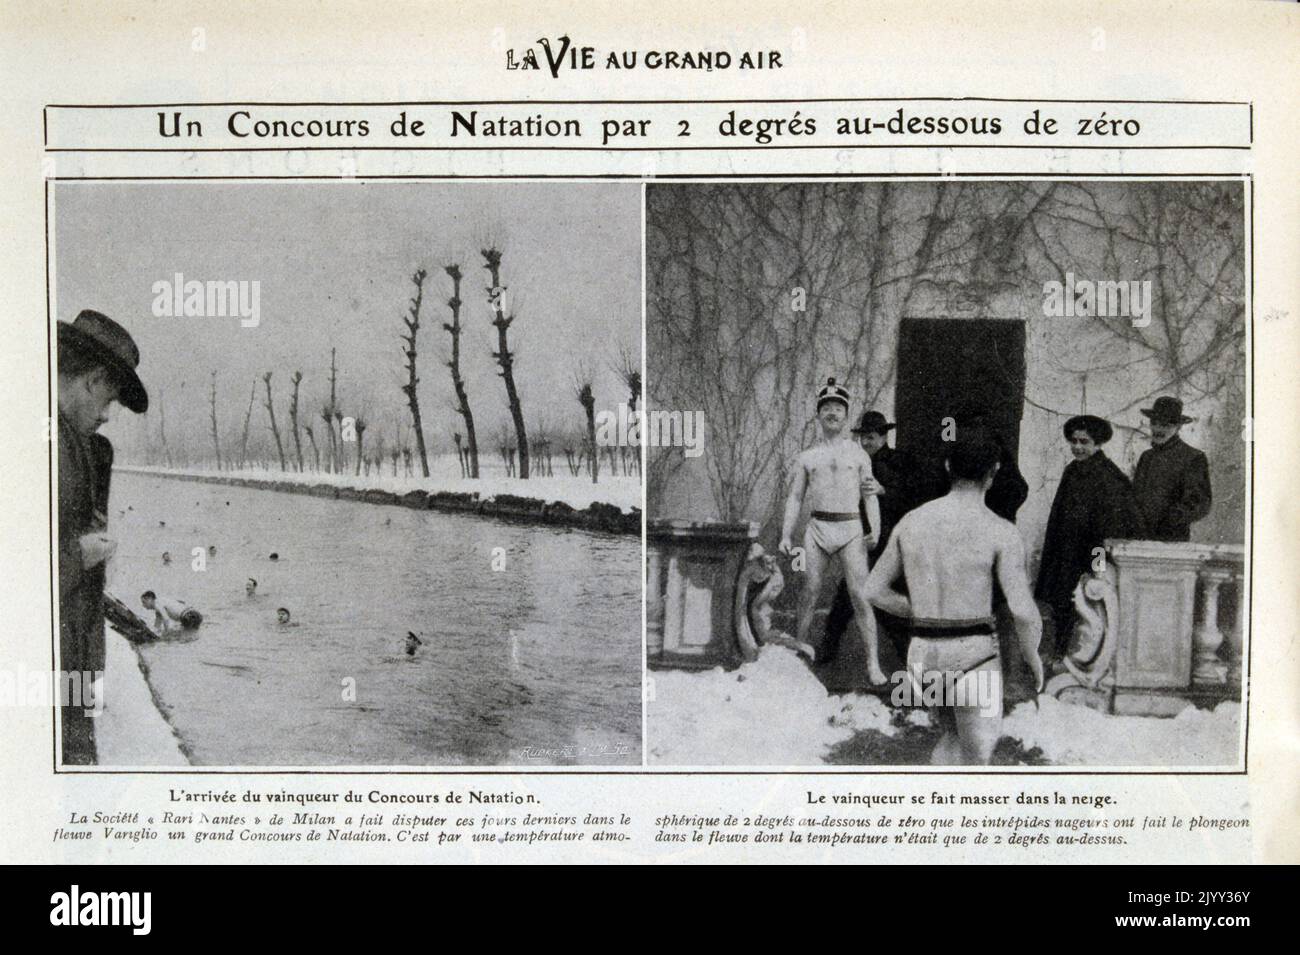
[1132,396,1212,542]
[57,310,149,764]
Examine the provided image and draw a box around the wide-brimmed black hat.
[1063,414,1113,445]
[56,310,148,413]
[1140,396,1194,425]
[851,410,895,435]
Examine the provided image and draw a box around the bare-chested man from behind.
[779,378,886,684]
[865,434,1043,764]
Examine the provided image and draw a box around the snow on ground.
[120,459,641,514]
[1001,696,1240,768]
[647,648,890,765]
[96,627,189,767]
[648,647,1240,768]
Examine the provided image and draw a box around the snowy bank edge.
[95,626,191,767]
[115,466,641,537]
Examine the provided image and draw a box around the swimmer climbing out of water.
[141,590,203,636]
[864,433,1044,766]
[779,377,885,683]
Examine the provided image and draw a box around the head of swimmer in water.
[276,607,290,625]
[405,631,423,656]
[140,591,157,610]
[246,578,257,596]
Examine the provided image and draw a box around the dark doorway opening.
[894,317,1027,463]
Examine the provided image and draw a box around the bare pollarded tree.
[156,387,172,467]
[238,378,257,470]
[334,407,346,473]
[531,415,555,477]
[208,371,222,471]
[613,342,642,477]
[453,432,467,477]
[399,268,432,478]
[303,423,320,472]
[322,347,340,474]
[442,264,480,478]
[574,369,598,485]
[288,371,305,472]
[482,247,529,478]
[353,414,368,476]
[495,423,515,478]
[261,372,287,471]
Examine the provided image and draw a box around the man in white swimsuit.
[779,378,886,684]
[865,433,1043,764]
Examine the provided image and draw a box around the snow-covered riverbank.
[647,647,1241,768]
[116,464,642,536]
[120,463,641,513]
[93,627,189,768]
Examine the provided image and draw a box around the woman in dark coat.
[1034,415,1145,657]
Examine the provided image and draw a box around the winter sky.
[53,181,642,454]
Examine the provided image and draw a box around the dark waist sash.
[810,510,859,522]
[908,617,997,639]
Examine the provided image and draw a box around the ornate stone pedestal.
[1106,539,1245,716]
[646,519,759,670]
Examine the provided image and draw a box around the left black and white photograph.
[50,180,644,767]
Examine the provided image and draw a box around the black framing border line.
[40,98,1253,153]
[46,171,1254,779]
[45,97,1252,107]
[55,768,1246,776]
[47,173,1249,182]
[46,177,56,768]
[44,145,1250,153]
[1245,174,1255,766]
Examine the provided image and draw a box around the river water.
[105,472,642,766]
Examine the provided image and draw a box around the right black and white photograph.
[644,179,1247,768]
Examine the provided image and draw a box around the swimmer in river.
[245,578,258,597]
[141,590,203,636]
[865,433,1044,765]
[269,552,279,562]
[405,631,423,657]
[161,551,171,565]
[208,545,216,558]
[276,607,297,628]
[779,377,885,683]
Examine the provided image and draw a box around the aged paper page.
[0,0,1295,878]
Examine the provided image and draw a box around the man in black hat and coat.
[1132,396,1212,542]
[57,310,149,764]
